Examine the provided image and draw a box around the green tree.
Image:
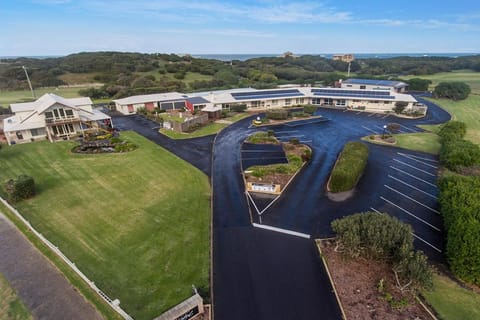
[406,78,432,91]
[393,101,408,114]
[433,82,471,100]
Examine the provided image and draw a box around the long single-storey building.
[4,93,111,145]
[113,78,421,115]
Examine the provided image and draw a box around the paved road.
[0,213,103,320]
[112,114,214,176]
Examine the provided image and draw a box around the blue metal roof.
[187,96,209,104]
[343,78,406,87]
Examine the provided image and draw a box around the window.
[285,99,291,106]
[336,99,346,106]
[384,101,391,104]
[346,84,352,87]
[360,85,366,89]
[312,98,321,105]
[296,98,304,104]
[53,109,59,118]
[272,100,278,105]
[16,131,23,140]
[324,98,333,105]
[65,109,74,117]
[31,128,46,136]
[45,111,53,119]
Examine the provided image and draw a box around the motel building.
[112,79,420,116]
[3,93,111,145]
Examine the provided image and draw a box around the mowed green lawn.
[403,70,480,94]
[423,273,480,319]
[393,132,441,155]
[0,132,210,320]
[0,86,91,106]
[0,273,32,320]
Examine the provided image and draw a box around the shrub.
[4,174,35,203]
[266,109,288,120]
[433,82,471,100]
[114,142,137,153]
[328,142,369,192]
[302,149,312,162]
[332,212,432,292]
[290,137,300,145]
[439,176,480,285]
[438,121,466,142]
[393,102,408,114]
[303,105,317,114]
[230,104,247,112]
[440,139,480,171]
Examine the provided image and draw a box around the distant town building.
[282,51,298,58]
[332,54,355,63]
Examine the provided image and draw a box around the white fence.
[0,196,134,320]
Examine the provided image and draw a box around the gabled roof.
[10,93,93,114]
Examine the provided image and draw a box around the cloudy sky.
[1,0,480,56]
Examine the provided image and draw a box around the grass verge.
[0,131,210,320]
[0,273,32,320]
[393,133,441,155]
[423,273,480,319]
[328,142,369,193]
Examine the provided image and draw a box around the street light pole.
[382,125,387,139]
[22,66,36,100]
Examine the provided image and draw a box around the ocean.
[1,53,478,61]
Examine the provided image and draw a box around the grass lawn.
[426,95,480,144]
[393,132,441,155]
[402,70,480,94]
[423,273,480,319]
[0,132,210,320]
[0,86,96,106]
[0,273,32,320]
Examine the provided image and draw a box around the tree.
[406,78,432,91]
[4,174,36,203]
[433,82,471,100]
[393,101,408,114]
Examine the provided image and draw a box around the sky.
[1,0,480,56]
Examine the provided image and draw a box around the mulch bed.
[319,240,432,320]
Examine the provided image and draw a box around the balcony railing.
[45,116,80,125]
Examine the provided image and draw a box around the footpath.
[0,212,103,320]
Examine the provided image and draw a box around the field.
[403,70,480,94]
[423,273,480,320]
[0,86,92,106]
[0,273,32,320]
[0,132,210,320]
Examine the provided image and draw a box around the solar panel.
[233,92,304,100]
[313,92,395,99]
[312,89,391,96]
[343,79,402,87]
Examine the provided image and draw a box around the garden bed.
[72,132,137,153]
[318,239,432,320]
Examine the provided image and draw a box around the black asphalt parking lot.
[113,97,450,320]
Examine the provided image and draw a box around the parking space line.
[242,157,287,160]
[382,114,390,119]
[412,233,442,253]
[399,124,418,133]
[388,175,438,199]
[343,109,348,112]
[275,130,299,134]
[397,153,438,169]
[390,166,437,188]
[398,152,438,163]
[384,185,440,214]
[380,196,441,231]
[259,195,281,215]
[246,191,261,215]
[300,140,312,144]
[252,223,311,239]
[361,125,378,134]
[241,150,284,153]
[276,135,305,139]
[370,207,442,253]
[393,159,436,177]
[367,113,375,117]
[356,111,363,115]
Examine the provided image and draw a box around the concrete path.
[0,213,103,320]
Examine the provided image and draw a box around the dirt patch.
[327,189,355,202]
[319,240,432,320]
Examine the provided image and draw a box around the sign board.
[175,306,199,320]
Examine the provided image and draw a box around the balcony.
[45,116,80,125]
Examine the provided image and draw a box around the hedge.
[328,142,369,192]
[266,109,288,120]
[438,121,466,142]
[440,139,480,171]
[439,176,480,285]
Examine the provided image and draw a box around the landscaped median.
[0,131,211,320]
[327,141,369,194]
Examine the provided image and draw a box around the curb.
[315,239,348,320]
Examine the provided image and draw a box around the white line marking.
[252,223,311,239]
[393,159,436,177]
[398,153,438,169]
[382,114,390,119]
[361,125,378,134]
[343,109,348,112]
[300,140,313,144]
[399,124,417,133]
[380,196,441,231]
[388,175,438,199]
[398,152,438,163]
[412,233,443,253]
[259,195,281,215]
[356,111,362,115]
[384,185,440,214]
[371,207,442,253]
[246,192,261,215]
[275,130,299,134]
[275,135,305,139]
[241,150,285,153]
[390,166,437,188]
[242,157,287,160]
[367,113,375,117]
